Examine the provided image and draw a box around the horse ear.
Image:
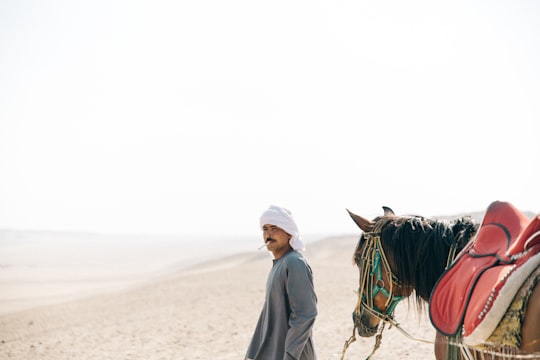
[346,209,374,232]
[382,206,395,216]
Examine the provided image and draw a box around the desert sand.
[0,235,437,359]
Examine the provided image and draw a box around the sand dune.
[0,235,437,359]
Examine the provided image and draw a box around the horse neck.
[393,218,477,303]
[431,220,477,299]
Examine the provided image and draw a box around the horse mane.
[378,215,479,310]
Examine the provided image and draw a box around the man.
[245,205,317,360]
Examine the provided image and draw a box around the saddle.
[429,201,540,346]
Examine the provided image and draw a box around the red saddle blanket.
[429,201,540,346]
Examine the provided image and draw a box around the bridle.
[355,229,405,322]
[341,219,429,360]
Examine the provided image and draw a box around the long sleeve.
[283,255,317,360]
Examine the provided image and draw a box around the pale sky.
[1,0,539,237]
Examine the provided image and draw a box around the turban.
[259,205,305,251]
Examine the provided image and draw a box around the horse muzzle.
[352,309,379,337]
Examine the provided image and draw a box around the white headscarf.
[259,205,305,251]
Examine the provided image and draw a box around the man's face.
[262,224,292,256]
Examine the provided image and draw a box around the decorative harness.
[356,226,404,322]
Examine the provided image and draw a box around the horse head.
[347,207,414,337]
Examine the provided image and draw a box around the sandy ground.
[0,235,437,359]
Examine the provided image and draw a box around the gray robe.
[245,250,317,360]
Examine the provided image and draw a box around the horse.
[346,203,540,360]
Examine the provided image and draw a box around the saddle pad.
[429,201,540,344]
[464,249,540,346]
